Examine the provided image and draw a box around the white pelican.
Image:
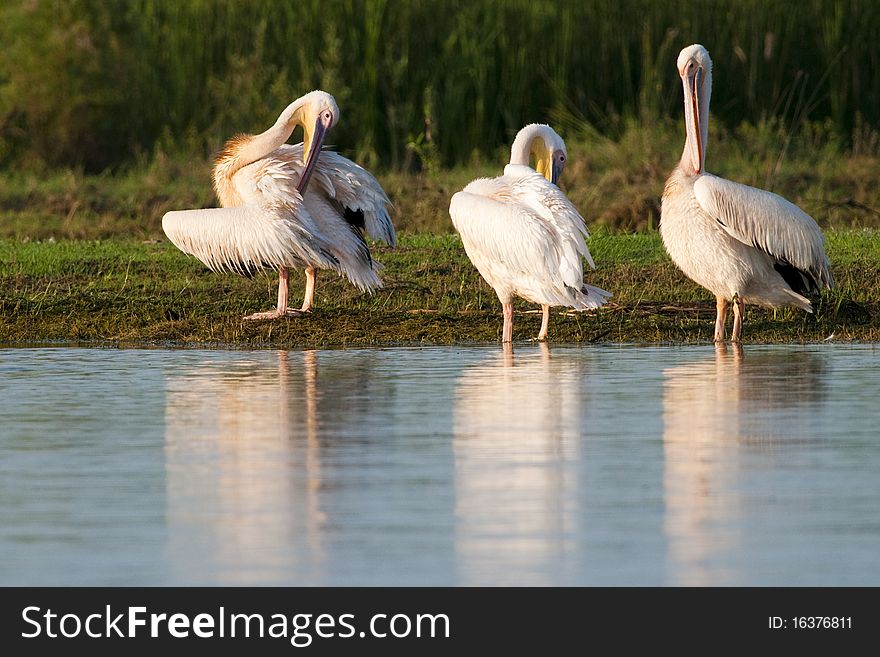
[660,45,832,342]
[449,124,611,342]
[162,90,396,320]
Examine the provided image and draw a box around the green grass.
[0,121,880,245]
[2,231,877,347]
[4,117,880,242]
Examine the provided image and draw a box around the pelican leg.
[713,296,728,343]
[502,302,514,343]
[536,304,550,341]
[731,295,745,343]
[277,266,290,312]
[244,266,305,320]
[502,341,514,362]
[300,266,317,312]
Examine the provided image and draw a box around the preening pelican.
[449,124,611,342]
[660,45,832,342]
[162,90,396,320]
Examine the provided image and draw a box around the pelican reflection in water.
[662,345,826,585]
[163,351,325,584]
[452,343,587,585]
[162,349,450,585]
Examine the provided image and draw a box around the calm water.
[0,344,878,586]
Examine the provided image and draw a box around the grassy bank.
[2,231,878,347]
[3,118,880,347]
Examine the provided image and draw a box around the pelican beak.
[692,67,704,174]
[683,66,704,175]
[297,112,332,193]
[551,156,563,186]
[535,148,561,185]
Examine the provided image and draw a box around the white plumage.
[660,45,832,342]
[162,204,337,277]
[294,146,396,246]
[162,90,395,320]
[450,124,610,342]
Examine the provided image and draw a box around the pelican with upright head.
[660,45,832,342]
[449,123,611,343]
[163,90,396,320]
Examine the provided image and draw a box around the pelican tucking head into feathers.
[450,123,611,343]
[162,90,395,320]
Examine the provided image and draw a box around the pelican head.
[510,123,567,185]
[286,90,340,192]
[677,44,712,175]
[213,90,341,203]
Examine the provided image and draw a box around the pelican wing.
[503,164,595,270]
[450,171,602,306]
[162,202,339,276]
[694,174,832,290]
[274,144,396,246]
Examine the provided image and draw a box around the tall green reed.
[1,0,879,171]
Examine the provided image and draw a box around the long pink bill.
[684,67,704,175]
[297,116,330,194]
